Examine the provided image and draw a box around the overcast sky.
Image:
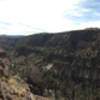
[0,0,100,35]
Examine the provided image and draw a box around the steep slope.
[0,48,35,100]
[1,28,100,99]
[0,48,51,100]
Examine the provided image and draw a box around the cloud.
[65,0,100,25]
[0,0,100,35]
[0,0,82,35]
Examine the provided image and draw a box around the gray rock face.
[0,48,10,77]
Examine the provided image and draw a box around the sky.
[0,0,100,35]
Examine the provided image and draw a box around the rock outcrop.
[0,76,36,100]
[0,48,10,77]
[0,48,35,100]
[0,48,51,100]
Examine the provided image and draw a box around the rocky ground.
[0,48,51,100]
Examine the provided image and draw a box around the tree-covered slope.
[1,28,100,100]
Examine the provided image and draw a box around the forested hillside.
[1,28,100,100]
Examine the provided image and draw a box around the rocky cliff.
[0,48,51,100]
